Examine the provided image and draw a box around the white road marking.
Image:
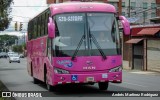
[123,82,147,87]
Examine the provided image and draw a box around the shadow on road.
[36,83,136,97]
[0,68,25,71]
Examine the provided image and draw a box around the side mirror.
[48,17,55,38]
[119,16,130,35]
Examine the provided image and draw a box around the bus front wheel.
[45,74,53,91]
[46,83,53,91]
[98,82,109,90]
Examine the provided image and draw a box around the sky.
[2,0,48,36]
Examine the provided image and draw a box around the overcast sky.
[3,0,48,36]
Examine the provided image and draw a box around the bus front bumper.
[52,72,122,85]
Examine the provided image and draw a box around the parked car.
[0,52,7,58]
[9,54,20,63]
[19,54,24,58]
[7,52,15,57]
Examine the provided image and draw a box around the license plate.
[102,74,108,78]
[86,77,94,82]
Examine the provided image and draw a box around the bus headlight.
[54,68,69,74]
[109,65,122,72]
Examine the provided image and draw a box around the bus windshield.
[53,13,120,57]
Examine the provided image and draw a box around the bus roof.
[49,2,116,16]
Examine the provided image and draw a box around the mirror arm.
[119,16,130,35]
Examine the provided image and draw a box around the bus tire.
[98,82,109,90]
[44,66,53,91]
[31,62,33,76]
[89,83,95,85]
[45,74,53,91]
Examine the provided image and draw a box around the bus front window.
[53,13,87,57]
[53,13,120,57]
[87,13,120,56]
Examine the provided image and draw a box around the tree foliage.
[0,0,13,31]
[13,45,23,53]
[0,34,18,46]
[0,35,18,52]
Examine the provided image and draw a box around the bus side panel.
[27,41,32,76]
[27,36,48,82]
[27,41,35,77]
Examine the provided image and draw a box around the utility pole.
[118,0,122,16]
[128,0,131,17]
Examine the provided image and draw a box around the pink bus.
[27,2,130,91]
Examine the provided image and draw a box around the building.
[124,25,160,72]
[150,0,160,24]
[121,0,157,24]
[156,0,160,16]
[122,0,160,72]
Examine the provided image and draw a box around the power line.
[123,7,160,17]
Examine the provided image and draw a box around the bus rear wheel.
[98,82,109,90]
[33,78,40,84]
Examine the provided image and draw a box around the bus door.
[47,38,52,62]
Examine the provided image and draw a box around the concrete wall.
[147,40,160,72]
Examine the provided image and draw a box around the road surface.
[0,58,160,100]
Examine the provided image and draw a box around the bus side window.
[41,13,45,36]
[38,17,41,37]
[28,21,31,40]
[33,19,37,39]
[30,21,33,40]
[45,12,49,35]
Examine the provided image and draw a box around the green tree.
[13,45,18,52]
[0,35,18,46]
[0,0,13,31]
[0,35,18,52]
[22,43,26,50]
[13,45,23,53]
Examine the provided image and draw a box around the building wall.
[123,35,130,60]
[147,40,160,72]
[156,0,160,16]
[122,0,156,24]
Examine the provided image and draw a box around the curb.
[0,80,16,100]
[123,70,160,76]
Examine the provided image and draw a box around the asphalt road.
[0,58,160,100]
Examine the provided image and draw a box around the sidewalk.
[123,60,160,74]
[123,70,160,76]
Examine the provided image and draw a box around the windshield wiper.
[89,33,107,60]
[71,35,85,60]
